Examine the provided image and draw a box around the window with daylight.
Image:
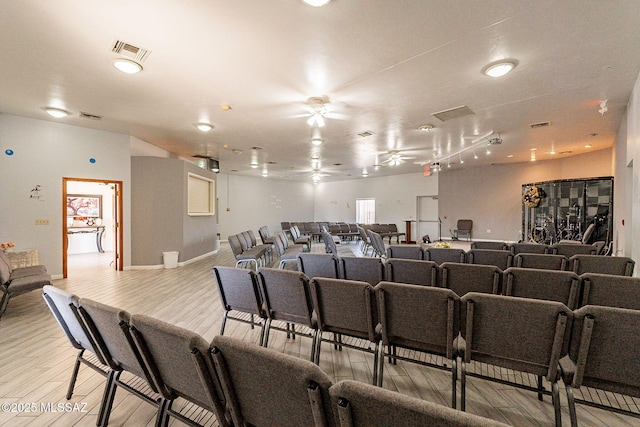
[356,198,375,224]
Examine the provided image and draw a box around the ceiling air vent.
[79,111,102,120]
[487,137,502,145]
[530,121,551,129]
[431,105,475,122]
[357,130,375,138]
[111,40,151,63]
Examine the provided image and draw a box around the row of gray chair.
[473,240,610,256]
[386,245,635,276]
[43,283,511,427]
[212,266,640,426]
[0,250,51,320]
[297,252,640,309]
[228,230,271,270]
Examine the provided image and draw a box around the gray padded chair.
[309,277,379,377]
[440,262,501,296]
[471,241,507,250]
[424,247,466,265]
[340,256,384,286]
[42,285,110,400]
[459,293,572,427]
[356,226,372,256]
[321,230,340,256]
[384,259,438,287]
[257,268,319,361]
[579,273,640,309]
[562,305,640,427]
[77,298,161,427]
[466,249,513,270]
[291,225,311,251]
[550,243,596,257]
[273,232,305,269]
[228,234,262,270]
[374,281,460,408]
[366,230,386,258]
[386,245,423,260]
[211,335,335,427]
[514,253,568,271]
[503,267,581,309]
[297,253,341,279]
[509,242,550,255]
[0,251,51,319]
[129,314,229,427]
[212,266,266,341]
[569,254,635,276]
[452,219,472,241]
[329,380,510,427]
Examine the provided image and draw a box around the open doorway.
[417,195,439,242]
[62,178,123,278]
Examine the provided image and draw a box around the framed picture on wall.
[66,194,102,218]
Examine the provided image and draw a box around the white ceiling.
[2,0,640,181]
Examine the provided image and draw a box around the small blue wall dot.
[89,158,96,164]
[5,149,14,156]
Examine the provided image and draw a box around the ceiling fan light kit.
[194,123,214,132]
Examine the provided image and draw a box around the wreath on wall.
[523,185,545,208]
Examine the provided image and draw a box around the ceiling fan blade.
[464,130,494,144]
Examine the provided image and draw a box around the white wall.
[313,172,439,238]
[216,174,315,239]
[0,114,131,276]
[623,71,640,268]
[438,148,613,242]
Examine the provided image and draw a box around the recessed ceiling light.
[530,148,537,151]
[45,107,69,118]
[303,0,331,6]
[194,123,214,132]
[585,144,592,148]
[483,60,517,78]
[549,151,557,155]
[113,58,143,74]
[507,154,514,158]
[418,124,435,131]
[250,162,259,169]
[311,137,324,146]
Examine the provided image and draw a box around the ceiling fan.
[290,96,349,126]
[381,150,417,166]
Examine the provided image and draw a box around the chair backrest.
[367,231,386,258]
[211,335,335,427]
[514,253,567,270]
[247,230,259,247]
[77,298,155,383]
[328,380,510,427]
[297,253,340,279]
[509,242,549,255]
[272,232,288,257]
[291,225,301,240]
[551,243,596,257]
[471,241,507,250]
[384,259,438,287]
[375,281,459,359]
[457,219,472,232]
[212,266,263,315]
[424,247,466,264]
[340,256,384,286]
[502,267,581,309]
[42,285,101,357]
[466,249,513,270]
[579,273,640,309]
[440,262,501,296]
[309,277,378,342]
[321,230,339,255]
[257,268,314,327]
[280,221,291,232]
[227,235,244,258]
[570,254,635,276]
[386,245,423,260]
[0,252,12,284]
[460,293,572,381]
[581,223,596,244]
[568,305,640,398]
[357,226,369,242]
[128,314,228,420]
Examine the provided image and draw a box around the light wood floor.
[0,240,637,426]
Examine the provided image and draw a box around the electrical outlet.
[35,218,50,225]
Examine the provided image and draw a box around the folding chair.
[212,266,266,342]
[424,247,466,265]
[297,253,341,279]
[579,273,640,309]
[257,268,319,361]
[329,380,510,427]
[385,245,423,260]
[440,262,501,296]
[128,314,229,427]
[340,256,385,286]
[458,293,572,427]
[309,277,379,381]
[503,267,581,309]
[42,285,110,400]
[211,335,334,427]
[375,282,460,408]
[384,258,438,287]
[466,249,513,270]
[514,253,568,270]
[569,254,635,276]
